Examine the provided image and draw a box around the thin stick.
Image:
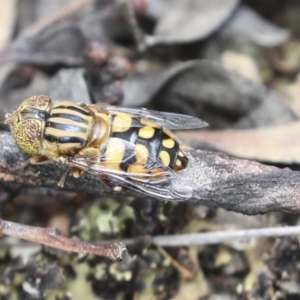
[152,226,300,247]
[119,0,147,52]
[0,219,127,260]
[157,246,194,279]
[23,0,96,39]
[0,0,97,67]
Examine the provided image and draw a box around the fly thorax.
[43,102,94,157]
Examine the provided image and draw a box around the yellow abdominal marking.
[178,151,184,157]
[162,138,175,149]
[135,144,149,164]
[159,150,170,166]
[112,114,132,132]
[138,126,155,139]
[175,159,182,167]
[128,164,148,176]
[104,138,126,170]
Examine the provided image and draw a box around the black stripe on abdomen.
[136,127,162,170]
[159,132,179,169]
[147,129,162,169]
[111,127,139,172]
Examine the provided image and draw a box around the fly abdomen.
[107,113,187,175]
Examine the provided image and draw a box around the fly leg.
[57,166,87,188]
[22,155,51,167]
[57,167,72,188]
[99,175,125,192]
[57,147,101,187]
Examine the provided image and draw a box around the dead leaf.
[123,60,296,128]
[178,121,300,164]
[148,0,240,45]
[47,68,90,103]
[284,74,300,117]
[221,5,290,47]
[0,1,17,50]
[221,50,261,83]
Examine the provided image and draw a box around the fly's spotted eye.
[11,119,43,155]
[20,95,52,111]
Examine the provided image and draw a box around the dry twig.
[22,0,96,39]
[118,0,147,52]
[157,246,194,279]
[152,226,300,247]
[0,219,127,260]
[0,131,300,215]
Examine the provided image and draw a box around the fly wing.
[69,160,193,200]
[91,104,208,131]
[67,138,193,201]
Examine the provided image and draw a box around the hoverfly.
[5,95,208,200]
